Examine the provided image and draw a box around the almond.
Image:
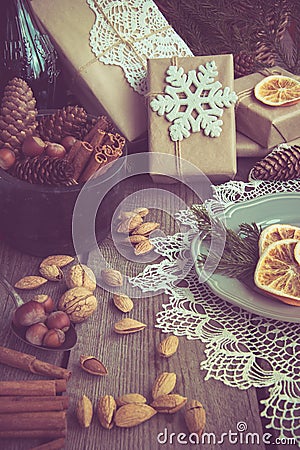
[133,207,149,217]
[76,395,93,428]
[112,293,134,313]
[150,394,187,414]
[117,214,143,234]
[97,395,116,429]
[65,264,96,292]
[14,276,48,290]
[116,393,147,407]
[113,318,146,334]
[184,400,206,437]
[157,335,179,358]
[131,222,160,236]
[40,254,74,268]
[114,403,157,428]
[80,355,108,376]
[39,264,63,282]
[134,239,154,255]
[118,211,137,221]
[126,235,148,245]
[152,372,176,400]
[101,269,123,287]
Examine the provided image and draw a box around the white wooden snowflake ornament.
[150,60,238,141]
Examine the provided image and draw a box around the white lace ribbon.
[86,0,193,94]
[130,179,300,445]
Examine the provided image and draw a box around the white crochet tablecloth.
[130,179,300,445]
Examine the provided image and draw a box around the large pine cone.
[38,106,89,142]
[0,78,38,152]
[249,145,300,181]
[13,155,75,186]
[234,51,256,78]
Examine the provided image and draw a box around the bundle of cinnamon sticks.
[67,116,126,183]
[0,346,70,448]
[0,379,68,443]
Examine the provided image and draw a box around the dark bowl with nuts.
[0,109,127,256]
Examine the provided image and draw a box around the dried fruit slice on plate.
[258,223,300,255]
[254,75,300,106]
[254,238,300,306]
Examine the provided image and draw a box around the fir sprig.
[191,204,261,279]
[154,0,298,75]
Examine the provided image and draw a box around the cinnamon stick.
[0,379,66,396]
[79,151,108,183]
[104,132,126,152]
[0,429,66,439]
[90,129,106,147]
[70,141,94,180]
[83,115,112,142]
[102,144,122,163]
[0,410,66,431]
[66,139,81,161]
[3,395,69,408]
[0,397,68,413]
[30,438,66,450]
[0,346,71,380]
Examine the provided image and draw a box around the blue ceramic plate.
[191,192,300,322]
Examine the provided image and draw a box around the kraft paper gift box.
[30,0,192,142]
[236,132,271,158]
[148,54,237,183]
[235,66,300,149]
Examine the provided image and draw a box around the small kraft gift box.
[29,0,192,142]
[235,66,300,149]
[148,54,237,183]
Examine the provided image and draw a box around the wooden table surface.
[0,157,298,450]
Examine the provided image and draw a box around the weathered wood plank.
[0,242,69,450]
[64,175,265,450]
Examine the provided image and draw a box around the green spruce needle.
[191,204,261,279]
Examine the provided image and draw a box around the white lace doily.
[86,0,193,94]
[130,179,300,445]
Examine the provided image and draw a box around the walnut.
[58,287,97,323]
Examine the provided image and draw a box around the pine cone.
[13,155,75,186]
[234,51,256,78]
[38,106,89,142]
[0,78,38,152]
[249,145,300,181]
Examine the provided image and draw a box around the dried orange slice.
[254,238,300,306]
[258,224,300,255]
[254,75,300,106]
[294,241,300,265]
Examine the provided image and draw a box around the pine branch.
[191,205,261,279]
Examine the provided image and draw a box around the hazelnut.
[22,136,45,157]
[25,323,48,346]
[14,301,47,327]
[43,328,65,348]
[33,294,55,313]
[0,147,16,170]
[46,311,70,332]
[61,135,77,152]
[45,143,66,159]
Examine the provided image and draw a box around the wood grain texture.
[0,167,298,449]
[65,174,265,450]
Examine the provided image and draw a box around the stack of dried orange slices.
[254,224,300,306]
[254,75,300,107]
